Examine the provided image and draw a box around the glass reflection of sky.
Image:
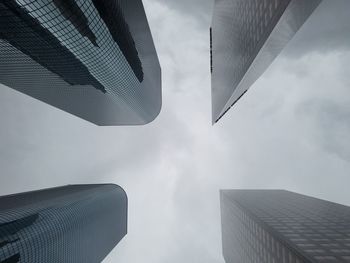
[16,0,141,104]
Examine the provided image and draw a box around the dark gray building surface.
[220,190,350,263]
[211,0,322,124]
[0,0,161,125]
[0,184,127,263]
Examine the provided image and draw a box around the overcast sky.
[0,0,350,262]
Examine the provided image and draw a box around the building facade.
[220,190,350,263]
[211,0,322,124]
[0,0,161,125]
[0,184,127,262]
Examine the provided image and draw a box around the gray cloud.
[296,98,350,162]
[0,0,350,262]
[283,0,350,57]
[153,0,213,27]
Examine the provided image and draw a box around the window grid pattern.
[0,0,161,125]
[0,185,127,263]
[211,0,321,123]
[221,190,350,263]
[221,192,306,263]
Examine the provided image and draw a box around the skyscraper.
[0,0,161,125]
[220,190,350,263]
[0,184,127,262]
[211,0,322,124]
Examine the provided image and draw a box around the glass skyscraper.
[211,0,322,124]
[0,184,127,262]
[220,190,350,263]
[0,0,161,125]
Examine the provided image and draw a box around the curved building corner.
[0,184,128,263]
[0,0,161,126]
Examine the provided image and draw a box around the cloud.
[283,0,350,57]
[216,43,350,202]
[0,0,350,263]
[152,0,213,27]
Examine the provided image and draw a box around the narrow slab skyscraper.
[0,0,161,125]
[211,0,322,123]
[0,184,127,262]
[220,190,350,263]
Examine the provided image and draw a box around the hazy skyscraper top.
[221,190,350,263]
[0,0,161,125]
[210,0,322,124]
[0,184,127,263]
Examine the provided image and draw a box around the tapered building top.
[0,0,161,125]
[211,0,322,124]
[220,190,350,263]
